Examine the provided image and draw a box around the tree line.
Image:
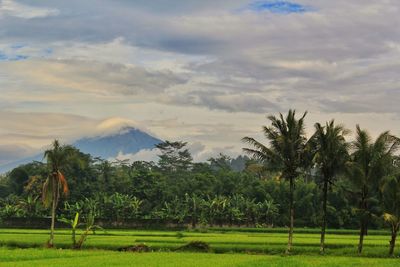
[0,110,399,256]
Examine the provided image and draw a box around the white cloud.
[0,0,59,19]
[113,149,159,163]
[111,141,241,164]
[1,0,400,164]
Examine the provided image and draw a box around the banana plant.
[58,212,80,248]
[129,196,143,219]
[75,212,104,249]
[184,193,202,228]
[258,199,280,227]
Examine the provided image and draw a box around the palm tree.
[42,140,74,247]
[243,109,308,253]
[380,170,400,256]
[347,126,400,254]
[310,120,349,253]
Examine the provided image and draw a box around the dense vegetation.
[0,110,399,256]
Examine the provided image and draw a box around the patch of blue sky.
[248,1,312,14]
[43,48,53,55]
[13,55,29,60]
[0,52,8,61]
[10,44,26,50]
[0,51,29,61]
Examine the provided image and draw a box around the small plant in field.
[58,212,80,248]
[175,231,184,239]
[74,212,104,249]
[60,211,104,249]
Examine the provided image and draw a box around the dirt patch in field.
[119,243,151,252]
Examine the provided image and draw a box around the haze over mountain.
[0,127,163,173]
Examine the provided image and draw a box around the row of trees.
[243,110,400,255]
[0,109,399,256]
[0,163,357,228]
[1,192,281,227]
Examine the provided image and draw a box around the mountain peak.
[73,127,162,160]
[0,126,163,173]
[95,117,142,136]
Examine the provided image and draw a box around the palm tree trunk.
[286,176,294,254]
[389,226,398,257]
[358,192,368,255]
[320,180,328,253]
[358,219,365,254]
[72,228,76,248]
[192,205,197,228]
[49,180,57,247]
[191,213,197,228]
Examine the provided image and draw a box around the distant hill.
[0,127,163,173]
[73,126,162,160]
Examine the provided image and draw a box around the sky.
[0,0,400,164]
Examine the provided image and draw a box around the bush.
[175,241,210,252]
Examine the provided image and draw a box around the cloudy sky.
[0,0,399,164]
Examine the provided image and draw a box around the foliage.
[242,109,309,253]
[59,212,80,248]
[2,111,400,256]
[346,126,400,254]
[309,120,349,253]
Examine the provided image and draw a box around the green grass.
[0,248,399,267]
[0,228,398,259]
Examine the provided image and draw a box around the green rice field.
[0,228,398,266]
[1,249,399,267]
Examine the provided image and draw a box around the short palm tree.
[42,140,74,247]
[243,109,308,253]
[310,120,349,253]
[347,126,400,254]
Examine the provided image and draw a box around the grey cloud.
[0,0,59,19]
[1,0,400,162]
[186,92,280,113]
[1,1,399,60]
[3,59,187,96]
[65,60,186,95]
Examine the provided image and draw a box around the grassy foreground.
[0,248,399,267]
[0,228,397,257]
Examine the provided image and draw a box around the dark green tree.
[156,141,193,172]
[380,168,400,256]
[8,167,30,195]
[243,110,308,253]
[310,120,349,253]
[347,126,400,254]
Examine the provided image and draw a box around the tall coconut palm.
[380,168,400,256]
[242,109,308,253]
[310,120,349,253]
[347,126,400,254]
[42,140,74,247]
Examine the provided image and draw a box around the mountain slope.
[73,127,162,160]
[0,127,162,173]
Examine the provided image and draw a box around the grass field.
[0,228,398,266]
[1,248,399,267]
